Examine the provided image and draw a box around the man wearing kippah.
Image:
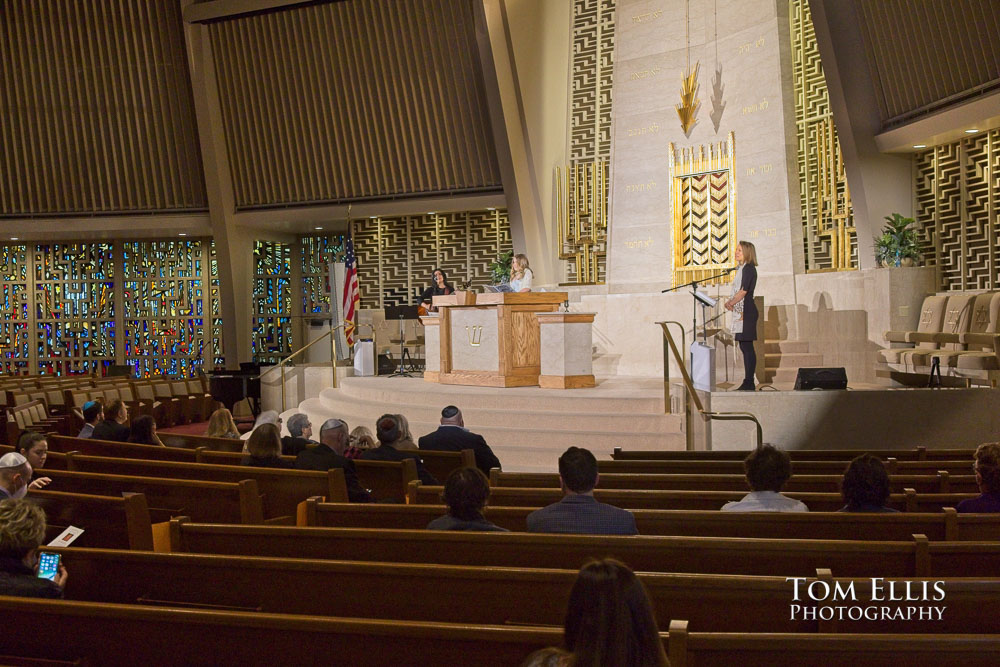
[0,453,32,501]
[418,405,501,477]
[294,418,373,503]
[78,400,103,439]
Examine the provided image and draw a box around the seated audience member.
[243,423,291,469]
[92,399,130,442]
[282,413,317,456]
[78,400,103,438]
[393,413,418,450]
[241,410,281,441]
[0,498,67,598]
[360,415,437,485]
[127,415,164,447]
[294,418,372,503]
[206,408,241,439]
[520,648,572,667]
[427,467,507,532]
[346,426,376,459]
[419,405,501,476]
[526,447,637,535]
[15,432,52,490]
[0,453,32,500]
[563,559,668,667]
[722,444,808,512]
[957,442,1000,513]
[839,454,899,513]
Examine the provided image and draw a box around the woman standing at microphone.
[724,240,758,391]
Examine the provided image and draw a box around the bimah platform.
[421,292,568,387]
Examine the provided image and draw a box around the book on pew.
[48,525,84,547]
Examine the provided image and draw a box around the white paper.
[48,525,84,547]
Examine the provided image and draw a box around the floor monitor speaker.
[793,367,847,390]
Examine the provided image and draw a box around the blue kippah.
[83,401,98,411]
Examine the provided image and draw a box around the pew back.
[28,490,153,550]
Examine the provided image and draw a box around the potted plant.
[489,250,514,284]
[874,213,923,267]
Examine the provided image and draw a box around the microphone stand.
[661,267,736,346]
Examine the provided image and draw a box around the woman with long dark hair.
[419,267,454,313]
[563,559,668,666]
[725,240,759,391]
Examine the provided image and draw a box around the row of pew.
[2,432,997,664]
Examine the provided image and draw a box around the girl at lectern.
[724,240,758,391]
[509,254,533,292]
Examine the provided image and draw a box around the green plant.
[489,250,513,284]
[874,213,923,267]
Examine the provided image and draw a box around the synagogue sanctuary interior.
[1,0,1000,664]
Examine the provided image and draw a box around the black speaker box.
[793,367,847,390]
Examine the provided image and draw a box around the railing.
[259,324,346,412]
[656,321,763,449]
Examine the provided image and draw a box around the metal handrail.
[260,324,346,412]
[657,321,763,448]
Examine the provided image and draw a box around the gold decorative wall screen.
[791,0,855,272]
[669,133,737,288]
[915,130,1000,291]
[561,0,615,284]
[351,209,512,310]
[555,160,607,285]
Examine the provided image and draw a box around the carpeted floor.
[158,421,211,435]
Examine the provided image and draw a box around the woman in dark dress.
[418,268,454,313]
[725,240,759,391]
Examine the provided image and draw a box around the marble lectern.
[421,292,568,387]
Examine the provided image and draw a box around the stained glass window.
[301,234,346,315]
[253,240,292,364]
[0,245,30,375]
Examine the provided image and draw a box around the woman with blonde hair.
[724,240,759,391]
[0,498,67,597]
[393,413,417,450]
[509,253,533,293]
[206,408,240,439]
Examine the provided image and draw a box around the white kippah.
[0,452,27,468]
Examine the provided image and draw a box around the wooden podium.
[422,292,568,387]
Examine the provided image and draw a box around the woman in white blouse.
[508,254,533,292]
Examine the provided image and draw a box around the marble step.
[316,390,680,434]
[764,340,810,354]
[764,352,824,369]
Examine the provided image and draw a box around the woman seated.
[839,454,899,513]
[393,413,418,450]
[243,423,291,469]
[958,443,1000,513]
[509,254,533,293]
[0,498,67,598]
[346,425,376,459]
[241,410,281,441]
[427,467,507,532]
[563,559,668,666]
[206,408,241,439]
[15,432,52,490]
[127,415,164,447]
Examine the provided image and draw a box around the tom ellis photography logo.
[786,578,946,622]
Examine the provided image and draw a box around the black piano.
[208,363,261,416]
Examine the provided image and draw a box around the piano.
[208,363,261,416]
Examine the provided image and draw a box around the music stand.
[384,305,422,377]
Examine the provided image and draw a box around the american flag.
[342,235,360,346]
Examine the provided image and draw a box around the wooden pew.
[612,445,975,461]
[28,490,153,550]
[156,430,246,452]
[304,500,1000,541]
[59,452,348,521]
[48,548,1000,634]
[597,458,976,476]
[0,596,558,667]
[49,435,204,462]
[490,470,980,494]
[36,468,264,524]
[665,623,1000,667]
[170,519,964,576]
[408,483,978,513]
[414,449,475,483]
[353,459,416,502]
